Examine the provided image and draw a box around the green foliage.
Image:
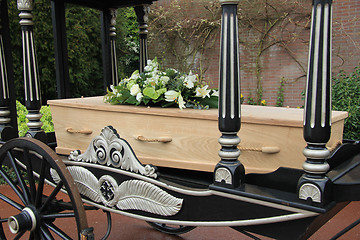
[16,101,54,137]
[276,78,286,107]
[332,67,360,140]
[116,8,141,79]
[105,59,218,109]
[16,100,29,137]
[7,1,139,103]
[0,166,17,185]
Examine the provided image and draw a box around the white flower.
[164,91,186,109]
[136,92,143,102]
[145,75,159,87]
[130,84,141,96]
[144,65,153,72]
[160,76,170,84]
[178,94,186,110]
[211,90,219,97]
[195,85,211,98]
[165,90,179,102]
[130,71,140,80]
[184,71,197,89]
[144,59,159,72]
[110,85,121,96]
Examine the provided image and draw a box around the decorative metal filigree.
[51,166,183,216]
[69,126,157,178]
[299,183,321,203]
[215,168,232,184]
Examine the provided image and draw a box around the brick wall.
[148,0,360,107]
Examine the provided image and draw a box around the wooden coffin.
[48,96,348,173]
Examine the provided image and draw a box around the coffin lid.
[48,96,348,128]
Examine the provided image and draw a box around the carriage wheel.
[146,221,196,235]
[0,138,89,239]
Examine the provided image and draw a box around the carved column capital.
[110,8,117,26]
[219,0,240,5]
[17,0,34,11]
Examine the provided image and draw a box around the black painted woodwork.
[101,9,113,91]
[298,0,333,205]
[0,0,18,141]
[18,0,47,143]
[51,0,71,99]
[213,0,244,189]
[134,5,149,73]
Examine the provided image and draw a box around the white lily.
[165,90,179,102]
[177,94,186,110]
[130,84,141,96]
[184,71,197,89]
[195,85,211,98]
[211,90,219,97]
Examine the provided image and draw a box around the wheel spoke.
[7,151,30,204]
[13,230,26,240]
[45,222,72,240]
[0,221,6,239]
[35,159,47,208]
[0,167,27,205]
[40,226,55,240]
[42,212,75,220]
[0,192,24,210]
[40,181,63,213]
[24,148,37,204]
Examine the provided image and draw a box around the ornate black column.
[0,0,18,141]
[109,9,118,86]
[213,0,244,188]
[134,5,150,73]
[297,0,333,205]
[17,0,46,142]
[101,8,119,90]
[51,0,71,99]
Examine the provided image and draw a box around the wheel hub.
[8,207,37,234]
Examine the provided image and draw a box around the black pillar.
[134,5,149,73]
[101,8,119,90]
[0,0,18,141]
[213,0,244,189]
[17,0,46,143]
[51,0,71,99]
[297,0,333,206]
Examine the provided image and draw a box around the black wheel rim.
[0,138,88,239]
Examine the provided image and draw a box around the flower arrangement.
[104,59,218,109]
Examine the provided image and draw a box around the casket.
[48,96,348,173]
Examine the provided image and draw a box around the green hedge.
[17,101,54,137]
[332,66,360,140]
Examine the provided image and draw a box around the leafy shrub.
[17,101,54,137]
[332,66,360,140]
